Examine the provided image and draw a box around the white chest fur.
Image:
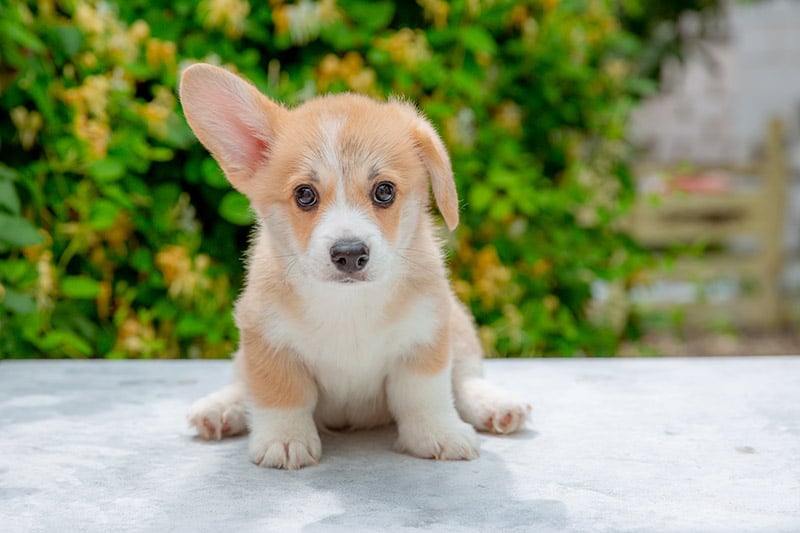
[261,281,441,429]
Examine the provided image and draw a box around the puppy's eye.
[372,181,396,206]
[294,185,318,210]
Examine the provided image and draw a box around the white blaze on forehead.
[313,113,344,178]
[308,112,386,187]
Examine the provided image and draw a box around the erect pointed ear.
[179,63,285,198]
[412,116,459,231]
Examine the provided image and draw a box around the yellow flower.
[36,250,54,311]
[75,2,105,35]
[108,28,140,63]
[346,68,376,94]
[100,211,133,254]
[494,101,522,136]
[417,0,449,28]
[473,246,512,308]
[465,0,482,18]
[84,75,110,120]
[543,294,559,313]
[116,314,157,356]
[96,281,112,321]
[155,245,211,301]
[317,0,339,24]
[375,28,432,70]
[603,58,629,82]
[531,258,551,277]
[316,52,376,94]
[542,0,560,12]
[502,304,525,346]
[139,85,176,139]
[37,0,56,18]
[156,245,191,293]
[444,107,476,149]
[198,0,251,38]
[128,20,150,43]
[479,325,498,357]
[10,107,43,150]
[63,74,111,132]
[273,6,290,35]
[316,53,340,89]
[73,115,110,157]
[452,279,472,301]
[508,5,528,29]
[145,38,177,70]
[73,1,139,61]
[79,51,98,69]
[521,19,538,47]
[283,0,340,45]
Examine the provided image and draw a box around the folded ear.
[179,63,285,197]
[412,117,459,231]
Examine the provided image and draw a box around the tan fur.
[240,329,314,409]
[410,120,459,231]
[405,321,452,375]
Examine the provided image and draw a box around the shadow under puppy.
[180,63,530,469]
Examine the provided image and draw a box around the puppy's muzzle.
[330,240,370,274]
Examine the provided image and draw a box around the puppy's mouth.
[329,272,371,284]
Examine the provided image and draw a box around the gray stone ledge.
[1,357,798,532]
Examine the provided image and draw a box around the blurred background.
[1,0,798,359]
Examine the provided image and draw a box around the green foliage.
[1,0,688,358]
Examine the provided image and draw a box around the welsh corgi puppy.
[180,63,530,469]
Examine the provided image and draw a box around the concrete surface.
[1,357,798,532]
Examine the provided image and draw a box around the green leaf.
[53,24,83,57]
[148,147,174,162]
[51,301,99,342]
[489,198,513,221]
[0,179,20,215]
[37,330,93,358]
[0,164,18,181]
[176,314,206,338]
[88,200,120,230]
[130,248,153,272]
[1,287,37,314]
[459,27,497,55]
[219,191,253,226]
[0,213,43,247]
[468,183,494,212]
[347,2,395,32]
[61,276,101,299]
[88,158,126,183]
[0,19,45,52]
[0,258,33,284]
[201,157,228,189]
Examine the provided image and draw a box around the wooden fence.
[626,120,788,329]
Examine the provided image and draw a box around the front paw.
[395,418,479,461]
[248,407,321,469]
[455,378,531,434]
[187,385,247,441]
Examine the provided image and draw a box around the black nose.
[330,240,370,273]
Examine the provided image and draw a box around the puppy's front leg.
[388,328,479,461]
[241,329,321,469]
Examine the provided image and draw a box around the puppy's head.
[180,63,458,285]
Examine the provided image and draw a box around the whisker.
[284,258,299,280]
[397,252,427,269]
